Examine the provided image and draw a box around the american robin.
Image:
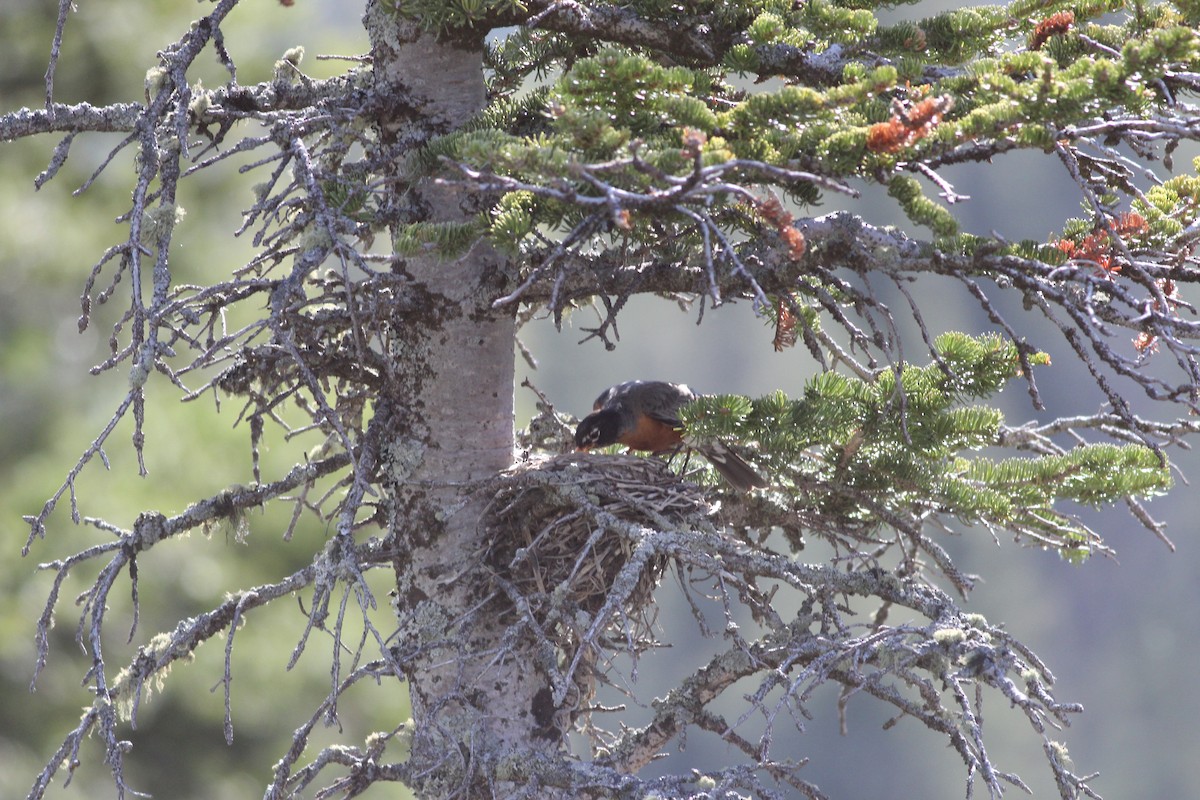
[574,380,767,491]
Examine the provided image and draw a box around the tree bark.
[364,4,545,794]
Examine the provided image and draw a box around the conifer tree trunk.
[364,4,538,793]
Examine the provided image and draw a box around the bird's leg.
[662,444,701,480]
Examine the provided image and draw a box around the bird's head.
[574,410,621,450]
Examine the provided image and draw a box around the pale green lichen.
[933,627,966,645]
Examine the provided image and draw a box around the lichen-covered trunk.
[364,3,557,795]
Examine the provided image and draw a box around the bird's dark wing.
[640,381,694,428]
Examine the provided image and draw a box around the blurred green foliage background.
[1,3,411,798]
[2,1,1198,798]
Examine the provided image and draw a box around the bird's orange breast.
[618,414,683,454]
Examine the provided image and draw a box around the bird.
[574,380,767,491]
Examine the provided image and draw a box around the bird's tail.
[697,441,767,492]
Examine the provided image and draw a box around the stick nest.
[483,452,713,641]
